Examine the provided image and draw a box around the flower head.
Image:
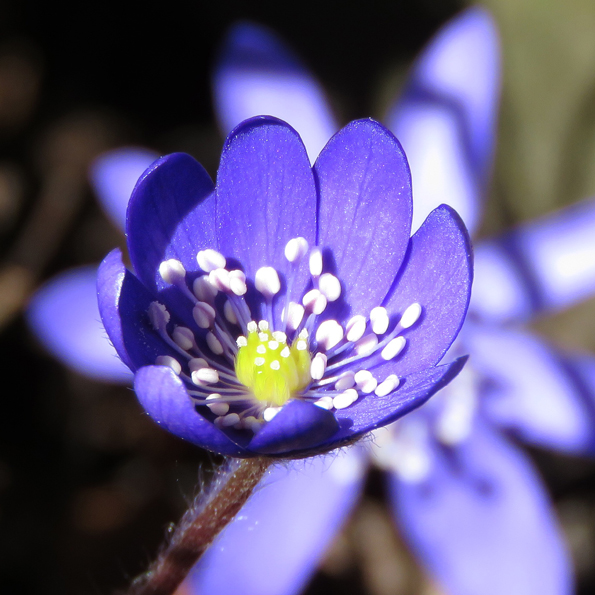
[98,116,472,458]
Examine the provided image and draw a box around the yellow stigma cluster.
[235,325,312,406]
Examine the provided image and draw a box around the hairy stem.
[125,457,272,595]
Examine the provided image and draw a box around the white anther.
[223,300,238,325]
[208,268,231,292]
[206,393,221,400]
[299,329,309,339]
[381,336,406,360]
[335,371,355,391]
[400,303,422,329]
[189,358,208,372]
[159,259,186,285]
[258,332,268,342]
[280,346,290,358]
[193,275,218,302]
[284,302,305,331]
[255,357,265,366]
[285,237,309,262]
[333,389,358,410]
[370,307,389,335]
[263,407,281,422]
[258,320,269,332]
[309,248,323,276]
[296,339,308,351]
[191,367,219,385]
[197,249,226,272]
[172,326,195,351]
[256,345,266,355]
[310,352,328,380]
[375,374,400,397]
[319,273,341,302]
[155,355,181,375]
[207,402,229,416]
[302,289,327,315]
[270,360,281,371]
[272,331,287,343]
[255,267,281,298]
[314,396,334,410]
[354,370,378,393]
[268,340,279,350]
[206,332,224,355]
[346,315,367,342]
[236,336,247,348]
[148,302,170,330]
[315,319,344,351]
[247,321,258,333]
[243,416,262,433]
[216,413,240,427]
[229,270,247,296]
[355,333,378,356]
[193,301,216,328]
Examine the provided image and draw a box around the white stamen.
[284,302,304,331]
[247,321,258,333]
[309,248,323,276]
[314,396,334,410]
[400,303,422,329]
[284,237,309,262]
[206,332,224,355]
[381,336,406,360]
[280,346,290,358]
[254,357,265,366]
[236,336,247,348]
[333,389,358,410]
[172,326,194,351]
[272,331,287,343]
[216,413,240,427]
[223,300,238,325]
[159,259,186,285]
[191,367,219,385]
[255,267,281,298]
[258,332,268,342]
[243,416,262,433]
[148,302,170,330]
[310,352,328,380]
[355,333,378,356]
[258,320,269,332]
[302,289,327,315]
[268,340,279,350]
[315,319,344,350]
[270,360,281,371]
[208,268,231,292]
[370,307,389,335]
[346,315,366,342]
[375,374,400,397]
[207,402,229,416]
[319,273,341,301]
[197,249,226,272]
[189,358,208,371]
[193,275,218,302]
[256,345,266,355]
[296,340,308,351]
[263,407,281,422]
[193,301,216,328]
[335,371,355,391]
[354,370,377,393]
[155,355,181,375]
[229,269,247,296]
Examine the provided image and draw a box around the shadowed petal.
[387,7,500,234]
[187,449,366,595]
[388,421,573,595]
[468,325,595,455]
[383,204,472,377]
[27,266,132,383]
[134,365,246,456]
[315,119,412,318]
[471,196,595,323]
[213,22,337,163]
[90,147,159,231]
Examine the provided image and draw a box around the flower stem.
[125,457,272,595]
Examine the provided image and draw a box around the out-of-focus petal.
[387,7,500,234]
[388,421,573,595]
[468,324,595,455]
[27,265,132,383]
[187,449,367,595]
[471,197,595,323]
[90,147,159,231]
[213,22,337,163]
[315,119,412,319]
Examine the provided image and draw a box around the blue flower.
[96,115,471,459]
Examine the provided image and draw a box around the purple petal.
[383,204,472,377]
[247,399,339,456]
[213,22,337,163]
[134,365,246,457]
[471,196,595,323]
[187,449,366,595]
[90,147,160,231]
[27,266,132,383]
[468,324,595,455]
[315,119,413,318]
[126,152,215,293]
[387,7,500,234]
[388,421,573,595]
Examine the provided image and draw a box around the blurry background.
[2,0,595,593]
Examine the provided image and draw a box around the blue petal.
[27,266,132,383]
[213,22,337,163]
[471,196,595,323]
[186,449,366,595]
[90,147,160,231]
[134,365,247,456]
[467,324,595,455]
[387,7,500,234]
[388,421,573,595]
[315,119,413,318]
